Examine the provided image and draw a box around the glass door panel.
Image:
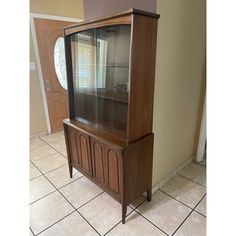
[70,25,131,138]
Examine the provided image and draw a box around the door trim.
[30,13,83,133]
[196,96,206,162]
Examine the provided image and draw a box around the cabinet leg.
[68,163,73,178]
[147,189,152,201]
[122,204,127,224]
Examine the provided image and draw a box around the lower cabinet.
[64,120,153,224]
[66,126,122,199]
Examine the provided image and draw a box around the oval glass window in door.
[54,37,67,90]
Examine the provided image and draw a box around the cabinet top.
[63,8,160,36]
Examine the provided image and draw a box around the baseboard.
[151,156,193,194]
[30,131,48,139]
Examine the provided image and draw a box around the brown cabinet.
[63,9,160,223]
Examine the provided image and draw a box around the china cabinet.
[63,8,160,223]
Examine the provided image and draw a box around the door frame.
[30,13,83,134]
[196,96,206,162]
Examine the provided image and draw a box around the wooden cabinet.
[63,9,160,223]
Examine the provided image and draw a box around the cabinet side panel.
[128,15,158,141]
[124,134,154,204]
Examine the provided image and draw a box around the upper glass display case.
[70,25,131,138]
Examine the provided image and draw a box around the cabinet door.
[91,138,107,186]
[68,127,81,166]
[106,147,122,195]
[77,131,93,177]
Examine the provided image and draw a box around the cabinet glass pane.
[71,25,131,138]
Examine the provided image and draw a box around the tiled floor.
[30,132,206,236]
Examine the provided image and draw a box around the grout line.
[129,197,147,210]
[171,193,207,236]
[35,210,76,236]
[133,209,169,236]
[30,150,58,163]
[192,161,206,168]
[31,162,67,176]
[103,208,135,236]
[39,136,68,160]
[75,210,102,236]
[30,161,101,236]
[194,209,206,218]
[177,173,206,188]
[30,227,35,236]
[43,163,68,175]
[30,189,58,205]
[53,189,102,236]
[159,189,193,210]
[30,143,48,151]
[57,175,84,190]
[30,174,43,182]
[103,196,148,235]
[76,191,104,210]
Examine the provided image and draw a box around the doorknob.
[45,79,52,91]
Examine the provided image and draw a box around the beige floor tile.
[39,211,98,236]
[32,153,67,174]
[45,165,83,189]
[60,177,103,209]
[179,162,206,186]
[129,195,146,209]
[137,191,191,235]
[49,139,66,152]
[78,192,132,235]
[30,176,56,203]
[59,149,68,158]
[107,211,166,236]
[174,211,206,236]
[30,145,57,161]
[30,191,74,235]
[30,162,42,180]
[30,138,46,150]
[40,132,64,144]
[160,175,206,208]
[195,195,206,216]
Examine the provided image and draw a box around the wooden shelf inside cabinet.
[82,91,128,104]
[63,8,159,224]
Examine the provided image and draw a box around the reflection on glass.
[71,25,131,138]
[54,37,67,89]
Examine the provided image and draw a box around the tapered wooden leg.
[122,204,127,224]
[68,163,73,178]
[147,189,152,201]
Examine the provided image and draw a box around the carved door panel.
[91,138,107,186]
[68,127,80,167]
[77,131,93,176]
[106,147,122,195]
